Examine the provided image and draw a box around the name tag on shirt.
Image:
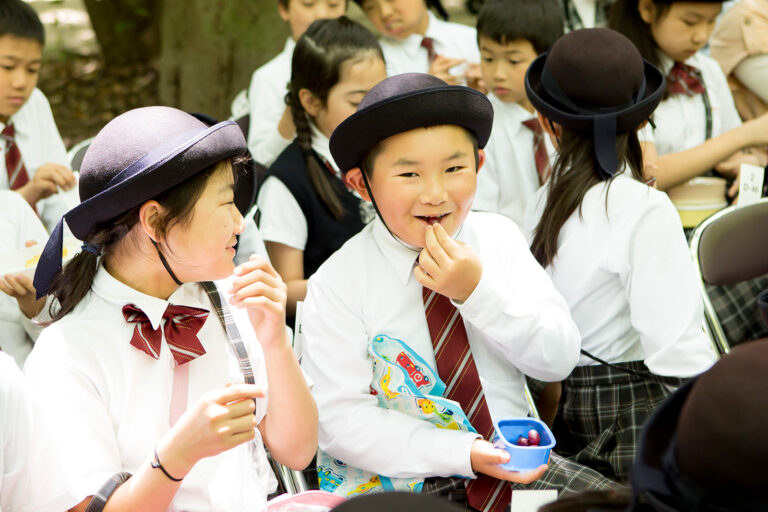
[738,163,765,207]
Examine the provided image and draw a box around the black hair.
[49,160,235,321]
[0,0,45,46]
[529,124,644,267]
[538,490,660,512]
[360,126,480,178]
[286,16,383,219]
[476,0,564,55]
[607,0,672,69]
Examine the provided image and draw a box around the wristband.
[151,446,184,482]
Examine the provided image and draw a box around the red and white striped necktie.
[521,118,552,186]
[2,124,31,191]
[423,288,509,512]
[122,303,209,365]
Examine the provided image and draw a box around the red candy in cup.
[516,435,530,446]
[527,429,541,446]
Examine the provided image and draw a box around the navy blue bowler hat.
[525,28,665,179]
[329,73,493,173]
[33,106,246,299]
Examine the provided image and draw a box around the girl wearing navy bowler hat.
[24,107,317,511]
[522,28,716,482]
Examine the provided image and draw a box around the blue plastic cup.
[491,418,555,471]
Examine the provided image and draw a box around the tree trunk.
[158,0,288,119]
[83,0,161,65]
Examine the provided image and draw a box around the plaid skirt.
[705,275,768,347]
[542,362,683,483]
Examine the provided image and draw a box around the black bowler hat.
[330,73,493,173]
[33,106,246,299]
[525,28,665,179]
[630,341,768,511]
[331,491,466,511]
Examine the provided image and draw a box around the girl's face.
[279,0,346,41]
[640,1,721,62]
[163,162,245,282]
[360,0,430,39]
[311,54,387,139]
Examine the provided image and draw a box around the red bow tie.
[667,61,705,97]
[123,303,209,365]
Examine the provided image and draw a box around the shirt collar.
[309,122,340,176]
[489,94,535,135]
[658,52,701,75]
[91,264,194,331]
[283,37,296,56]
[385,11,438,59]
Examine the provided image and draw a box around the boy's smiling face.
[479,35,537,110]
[347,124,484,248]
[0,35,42,123]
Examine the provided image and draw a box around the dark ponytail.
[48,161,225,321]
[286,15,383,220]
[608,0,671,69]
[530,126,644,268]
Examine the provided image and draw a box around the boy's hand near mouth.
[415,223,482,303]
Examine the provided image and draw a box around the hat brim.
[330,85,493,173]
[525,54,666,134]
[65,121,245,239]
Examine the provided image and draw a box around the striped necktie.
[123,303,209,365]
[2,124,31,191]
[521,118,552,185]
[421,36,437,64]
[423,288,509,512]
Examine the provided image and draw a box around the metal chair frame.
[688,198,768,356]
[66,137,94,172]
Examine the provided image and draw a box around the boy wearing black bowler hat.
[300,73,618,512]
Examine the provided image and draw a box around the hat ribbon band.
[33,218,65,300]
[541,63,647,116]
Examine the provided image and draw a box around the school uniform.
[247,38,296,167]
[649,52,742,156]
[1,88,79,233]
[257,125,366,278]
[301,212,620,494]
[473,95,555,226]
[0,191,49,367]
[378,12,480,77]
[1,351,79,512]
[24,268,276,511]
[523,175,717,481]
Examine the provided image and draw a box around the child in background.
[355,0,481,87]
[1,351,78,512]
[0,190,48,367]
[257,16,385,321]
[472,0,563,226]
[608,0,768,192]
[523,28,716,482]
[25,107,317,511]
[561,0,616,31]
[246,0,346,167]
[710,0,768,122]
[302,73,616,511]
[0,0,79,232]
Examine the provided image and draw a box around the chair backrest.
[67,137,94,172]
[689,198,768,354]
[694,199,768,286]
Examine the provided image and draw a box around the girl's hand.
[157,384,265,478]
[428,55,465,85]
[0,272,45,318]
[470,439,548,484]
[414,223,483,303]
[229,255,290,351]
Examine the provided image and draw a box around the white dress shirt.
[1,352,79,512]
[247,38,296,167]
[24,267,276,511]
[523,175,716,377]
[301,212,580,479]
[379,12,480,78]
[649,52,742,156]
[0,191,49,367]
[0,89,79,233]
[473,95,555,226]
[257,124,340,251]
